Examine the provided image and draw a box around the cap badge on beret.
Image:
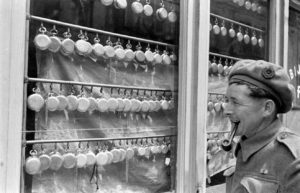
[261,67,275,79]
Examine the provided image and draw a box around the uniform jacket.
[225,118,300,193]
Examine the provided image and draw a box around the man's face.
[224,83,266,137]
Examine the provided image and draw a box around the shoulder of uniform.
[276,128,300,159]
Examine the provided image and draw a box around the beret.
[228,60,295,113]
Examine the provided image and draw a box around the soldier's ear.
[263,99,276,116]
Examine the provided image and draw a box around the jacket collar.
[236,118,282,162]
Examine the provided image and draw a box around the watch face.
[96,151,108,165]
[131,1,143,14]
[77,97,90,112]
[39,154,51,171]
[258,38,264,47]
[111,149,121,163]
[229,28,236,38]
[123,98,132,112]
[34,34,51,50]
[135,50,146,62]
[141,101,150,112]
[119,149,126,161]
[88,97,98,112]
[25,156,41,175]
[145,50,154,62]
[106,151,114,164]
[117,98,125,111]
[143,4,153,16]
[107,98,118,112]
[75,39,89,55]
[244,34,250,44]
[104,45,115,58]
[221,27,227,36]
[93,43,105,57]
[49,36,61,53]
[101,0,113,6]
[115,48,125,60]
[157,8,168,20]
[86,151,96,166]
[61,38,75,55]
[251,36,258,46]
[97,98,108,112]
[161,100,169,110]
[76,153,87,168]
[237,32,243,42]
[213,25,220,35]
[115,0,127,9]
[50,153,63,171]
[27,93,45,112]
[63,153,76,169]
[67,95,78,111]
[46,96,59,111]
[57,95,68,111]
[125,49,134,61]
[126,148,135,160]
[162,54,171,65]
[168,11,177,23]
[154,53,162,64]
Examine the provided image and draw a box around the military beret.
[228,60,295,113]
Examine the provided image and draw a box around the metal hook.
[155,45,159,52]
[84,31,89,41]
[54,142,58,150]
[213,56,216,63]
[49,83,53,92]
[71,84,76,95]
[126,40,132,49]
[50,25,58,36]
[218,57,222,63]
[66,142,70,150]
[60,83,63,92]
[106,36,112,45]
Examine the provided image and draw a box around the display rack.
[210,13,265,33]
[24,134,176,145]
[25,77,176,93]
[28,15,177,48]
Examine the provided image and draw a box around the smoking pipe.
[221,122,239,152]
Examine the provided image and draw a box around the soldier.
[222,60,300,193]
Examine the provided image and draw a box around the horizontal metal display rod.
[22,126,177,133]
[25,77,176,92]
[210,13,265,33]
[209,52,242,62]
[27,15,177,48]
[24,134,177,145]
[208,92,225,97]
[207,131,230,134]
